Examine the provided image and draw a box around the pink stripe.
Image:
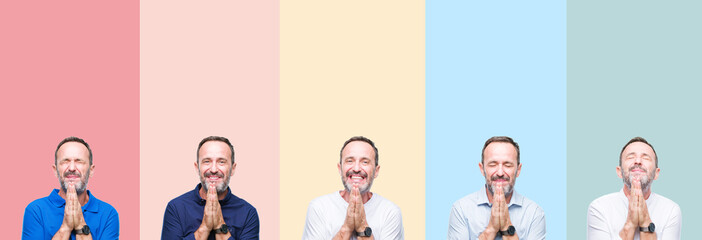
[0,1,140,239]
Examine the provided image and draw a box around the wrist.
[501,221,513,232]
[198,223,212,233]
[340,225,354,238]
[484,226,498,236]
[73,223,86,231]
[640,219,652,228]
[624,221,637,230]
[356,223,369,233]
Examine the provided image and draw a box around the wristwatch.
[213,224,229,234]
[73,225,90,235]
[356,227,372,237]
[639,222,655,233]
[499,225,516,236]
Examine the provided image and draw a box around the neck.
[339,190,373,204]
[58,189,90,206]
[199,186,228,200]
[623,185,652,200]
[485,187,513,204]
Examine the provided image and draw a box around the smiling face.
[53,141,94,195]
[617,142,660,191]
[338,141,380,194]
[196,140,235,194]
[479,142,521,197]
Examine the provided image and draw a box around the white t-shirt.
[302,191,404,240]
[587,189,682,240]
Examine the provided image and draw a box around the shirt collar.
[193,184,233,205]
[478,185,524,208]
[48,189,99,213]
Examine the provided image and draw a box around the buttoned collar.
[192,184,233,205]
[48,189,99,213]
[477,185,524,208]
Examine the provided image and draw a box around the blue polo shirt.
[22,189,120,240]
[161,184,259,240]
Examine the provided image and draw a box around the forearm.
[639,232,656,240]
[193,226,211,240]
[502,233,519,240]
[214,232,232,240]
[618,223,636,240]
[357,235,374,240]
[478,228,498,240]
[333,227,353,240]
[75,234,93,240]
[51,225,72,240]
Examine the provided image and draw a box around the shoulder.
[231,194,258,214]
[370,193,402,215]
[651,192,681,212]
[308,192,340,208]
[166,189,197,208]
[25,195,50,208]
[452,190,482,210]
[589,192,619,208]
[517,194,544,215]
[24,196,51,215]
[96,197,118,214]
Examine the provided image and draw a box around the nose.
[208,162,218,173]
[352,161,361,171]
[495,165,505,176]
[67,160,77,171]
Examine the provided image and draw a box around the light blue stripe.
[426,0,566,238]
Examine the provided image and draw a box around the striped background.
[2,1,699,239]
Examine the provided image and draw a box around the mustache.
[63,171,81,178]
[204,171,224,178]
[491,176,509,181]
[628,165,647,173]
[346,170,368,178]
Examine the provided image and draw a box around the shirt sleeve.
[378,206,404,240]
[527,206,546,240]
[661,203,681,240]
[162,202,186,240]
[301,201,327,240]
[238,206,260,240]
[98,206,120,240]
[447,202,469,240]
[22,203,44,240]
[587,201,612,240]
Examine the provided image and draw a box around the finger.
[67,182,76,196]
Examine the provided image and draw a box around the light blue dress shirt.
[448,187,545,240]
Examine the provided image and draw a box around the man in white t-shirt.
[302,136,404,240]
[587,137,682,240]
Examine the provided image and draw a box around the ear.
[479,162,485,177]
[88,164,95,178]
[653,167,660,180]
[52,165,58,178]
[616,165,623,179]
[373,164,380,178]
[230,162,237,176]
[337,162,342,176]
[515,163,522,178]
[194,161,200,175]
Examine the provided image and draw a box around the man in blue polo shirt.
[161,136,259,240]
[22,137,119,240]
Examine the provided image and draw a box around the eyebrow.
[625,152,652,158]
